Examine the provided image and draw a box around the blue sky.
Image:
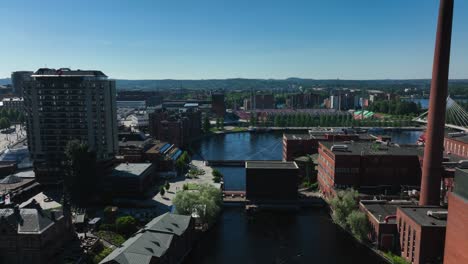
[1,0,467,79]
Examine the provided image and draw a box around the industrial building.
[282,132,375,161]
[23,68,118,184]
[245,161,299,201]
[359,200,415,252]
[149,108,201,147]
[396,206,447,264]
[317,141,423,197]
[443,168,468,264]
[443,132,467,158]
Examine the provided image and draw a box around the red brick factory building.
[317,141,423,197]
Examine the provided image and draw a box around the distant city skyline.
[1,0,468,80]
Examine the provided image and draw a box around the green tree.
[249,112,257,126]
[346,211,369,241]
[173,184,222,225]
[203,115,210,133]
[64,140,97,205]
[220,118,224,129]
[115,216,138,237]
[165,181,171,190]
[159,186,166,196]
[329,189,359,227]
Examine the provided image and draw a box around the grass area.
[183,183,200,190]
[96,230,126,246]
[383,252,411,264]
[229,127,247,132]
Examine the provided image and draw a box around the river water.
[186,130,422,264]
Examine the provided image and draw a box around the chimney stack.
[419,0,454,206]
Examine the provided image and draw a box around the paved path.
[151,159,221,209]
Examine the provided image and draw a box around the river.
[185,130,422,264]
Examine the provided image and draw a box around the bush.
[383,252,411,264]
[212,169,223,177]
[96,231,126,245]
[115,216,137,237]
[346,210,369,241]
[173,184,222,225]
[92,247,113,264]
[99,224,116,232]
[159,186,166,196]
[183,184,189,191]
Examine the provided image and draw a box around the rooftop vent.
[427,211,448,220]
[331,145,348,152]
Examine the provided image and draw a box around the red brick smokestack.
[419,0,454,206]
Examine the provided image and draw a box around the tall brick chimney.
[419,0,454,206]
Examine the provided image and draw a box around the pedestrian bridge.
[413,96,468,132]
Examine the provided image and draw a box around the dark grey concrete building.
[23,68,118,184]
[11,71,33,96]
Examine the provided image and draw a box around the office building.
[443,168,468,264]
[211,93,225,117]
[1,97,24,112]
[23,68,118,184]
[11,71,33,96]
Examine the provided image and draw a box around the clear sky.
[1,0,467,79]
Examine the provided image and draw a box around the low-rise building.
[317,141,423,197]
[396,206,447,264]
[149,109,201,147]
[100,213,194,264]
[359,200,415,252]
[1,97,24,112]
[282,132,375,161]
[245,161,299,201]
[0,201,73,264]
[443,168,468,264]
[0,174,40,205]
[108,163,156,198]
[444,132,468,158]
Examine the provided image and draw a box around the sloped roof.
[0,207,63,234]
[0,175,22,184]
[100,213,191,264]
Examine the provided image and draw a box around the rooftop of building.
[100,213,191,264]
[320,141,424,156]
[283,133,373,141]
[112,163,152,178]
[20,192,62,211]
[0,203,64,234]
[360,200,416,224]
[245,161,298,169]
[454,168,468,199]
[0,175,36,195]
[2,97,23,102]
[32,68,107,78]
[445,131,468,144]
[397,206,447,227]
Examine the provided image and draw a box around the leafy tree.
[159,186,166,196]
[175,157,186,175]
[64,140,97,205]
[203,115,210,133]
[115,216,138,237]
[346,211,369,241]
[249,112,257,126]
[329,188,359,227]
[165,181,170,190]
[220,118,224,129]
[173,184,222,225]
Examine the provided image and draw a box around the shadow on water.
[185,207,386,264]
